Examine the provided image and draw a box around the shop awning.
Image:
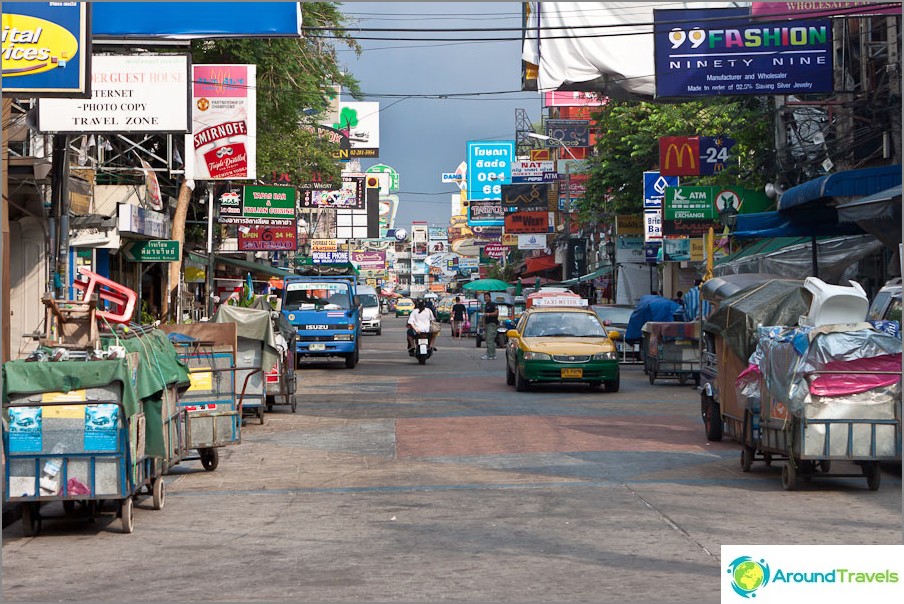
[778,165,901,211]
[521,254,560,277]
[732,207,865,239]
[559,265,614,286]
[836,184,901,223]
[187,252,294,278]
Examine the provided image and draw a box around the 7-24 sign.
[659,136,735,176]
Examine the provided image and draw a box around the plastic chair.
[799,277,868,327]
[71,268,138,324]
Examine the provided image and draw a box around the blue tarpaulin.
[732,207,865,238]
[625,296,682,342]
[778,165,902,211]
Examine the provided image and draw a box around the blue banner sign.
[467,140,514,202]
[1,2,90,97]
[643,171,679,209]
[654,7,833,97]
[92,3,303,38]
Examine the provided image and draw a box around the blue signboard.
[92,3,303,38]
[654,8,833,98]
[1,2,90,97]
[467,141,515,202]
[7,408,42,453]
[84,404,119,452]
[643,171,679,209]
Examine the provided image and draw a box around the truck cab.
[281,271,361,369]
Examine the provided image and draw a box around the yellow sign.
[188,371,213,392]
[501,233,519,247]
[43,404,86,418]
[616,215,643,236]
[690,238,705,261]
[41,390,87,404]
[1,14,79,79]
[311,239,337,253]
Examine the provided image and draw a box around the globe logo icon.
[727,556,770,598]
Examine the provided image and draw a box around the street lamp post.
[527,133,579,281]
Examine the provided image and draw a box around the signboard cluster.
[217,186,297,251]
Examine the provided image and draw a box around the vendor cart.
[160,323,244,470]
[641,322,701,386]
[698,275,807,442]
[250,299,298,413]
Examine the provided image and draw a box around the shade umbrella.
[462,278,510,292]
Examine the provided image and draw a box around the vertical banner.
[188,64,257,180]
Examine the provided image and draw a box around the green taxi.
[505,306,621,392]
[395,298,415,317]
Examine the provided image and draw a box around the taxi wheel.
[604,375,620,393]
[514,363,531,392]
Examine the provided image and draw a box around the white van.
[356,284,382,335]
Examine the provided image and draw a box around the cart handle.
[235,367,263,414]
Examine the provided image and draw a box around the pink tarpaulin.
[809,354,902,397]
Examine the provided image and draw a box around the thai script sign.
[467,140,514,201]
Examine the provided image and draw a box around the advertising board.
[467,140,514,201]
[238,225,297,251]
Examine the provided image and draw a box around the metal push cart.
[160,323,244,471]
[4,365,159,536]
[641,322,701,386]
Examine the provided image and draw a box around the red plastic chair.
[71,268,138,324]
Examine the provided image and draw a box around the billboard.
[543,119,590,147]
[1,2,91,97]
[467,140,514,201]
[242,186,296,220]
[332,101,380,158]
[511,160,557,184]
[467,200,505,227]
[301,174,365,209]
[91,2,304,38]
[643,171,679,209]
[39,54,190,133]
[654,8,833,97]
[659,136,736,177]
[502,183,550,212]
[238,225,297,251]
[543,91,607,107]
[505,211,549,234]
[188,64,257,180]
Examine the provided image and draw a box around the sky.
[335,2,544,229]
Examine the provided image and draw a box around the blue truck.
[281,268,361,369]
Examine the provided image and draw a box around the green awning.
[559,265,613,286]
[187,252,294,278]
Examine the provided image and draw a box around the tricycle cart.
[641,322,701,386]
[160,323,244,470]
[738,316,902,491]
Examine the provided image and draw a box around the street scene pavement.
[2,317,901,602]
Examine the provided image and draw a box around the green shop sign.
[122,240,181,262]
[242,186,297,220]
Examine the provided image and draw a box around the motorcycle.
[411,331,433,365]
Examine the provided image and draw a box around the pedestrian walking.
[451,296,467,339]
[481,292,499,360]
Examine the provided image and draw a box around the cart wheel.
[199,447,219,472]
[648,370,656,385]
[819,460,832,473]
[864,462,881,491]
[290,395,298,413]
[763,452,773,466]
[679,373,688,385]
[21,503,37,537]
[258,407,265,425]
[781,462,797,491]
[120,497,134,534]
[475,335,482,348]
[701,394,723,442]
[266,395,274,412]
[62,500,77,516]
[152,477,166,511]
[740,447,754,473]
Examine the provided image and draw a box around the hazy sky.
[336,2,543,228]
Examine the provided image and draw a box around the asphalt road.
[2,316,901,602]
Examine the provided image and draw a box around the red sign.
[484,243,506,259]
[505,211,548,234]
[238,225,297,251]
[203,142,249,178]
[659,136,700,176]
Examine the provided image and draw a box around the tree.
[580,97,774,219]
[167,3,362,320]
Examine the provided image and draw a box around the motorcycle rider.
[407,299,437,355]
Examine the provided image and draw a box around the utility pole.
[563,161,570,281]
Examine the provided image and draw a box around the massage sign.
[191,64,257,180]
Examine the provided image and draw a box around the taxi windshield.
[523,312,606,338]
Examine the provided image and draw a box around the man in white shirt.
[407,299,437,353]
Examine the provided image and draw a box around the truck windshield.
[284,282,351,310]
[358,294,379,308]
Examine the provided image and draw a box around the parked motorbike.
[411,331,433,365]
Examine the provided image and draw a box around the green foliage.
[581,97,774,217]
[190,3,362,185]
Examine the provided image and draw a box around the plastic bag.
[430,320,441,334]
[464,320,471,331]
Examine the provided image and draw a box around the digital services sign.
[654,7,833,98]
